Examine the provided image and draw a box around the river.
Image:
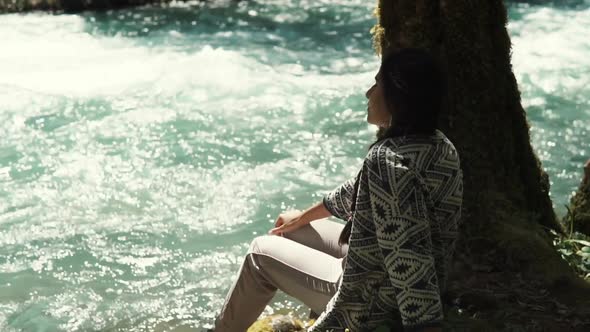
[0,0,589,330]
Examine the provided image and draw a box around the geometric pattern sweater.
[308,130,463,332]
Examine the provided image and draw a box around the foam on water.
[509,2,590,205]
[0,1,588,330]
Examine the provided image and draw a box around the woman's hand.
[268,209,305,236]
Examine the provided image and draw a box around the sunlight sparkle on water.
[0,1,589,330]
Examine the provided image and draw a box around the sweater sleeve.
[322,174,358,222]
[365,151,444,332]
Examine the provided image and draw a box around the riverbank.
[0,0,179,13]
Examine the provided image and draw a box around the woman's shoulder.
[364,129,460,169]
[364,140,407,171]
[434,130,461,165]
[434,129,459,150]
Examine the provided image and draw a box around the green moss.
[247,315,310,332]
[564,164,590,236]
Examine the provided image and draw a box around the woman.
[211,48,463,332]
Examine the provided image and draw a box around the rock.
[247,314,313,332]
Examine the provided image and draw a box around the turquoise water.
[0,1,588,331]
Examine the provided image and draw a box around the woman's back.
[378,129,464,294]
[311,129,463,332]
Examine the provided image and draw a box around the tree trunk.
[372,0,590,330]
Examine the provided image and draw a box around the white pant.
[213,219,349,332]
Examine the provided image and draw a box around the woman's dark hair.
[337,48,446,246]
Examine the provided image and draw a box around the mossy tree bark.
[372,0,590,330]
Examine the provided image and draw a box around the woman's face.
[365,70,391,128]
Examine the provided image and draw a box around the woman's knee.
[245,236,287,282]
[247,235,279,256]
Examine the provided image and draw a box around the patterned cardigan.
[309,130,463,332]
